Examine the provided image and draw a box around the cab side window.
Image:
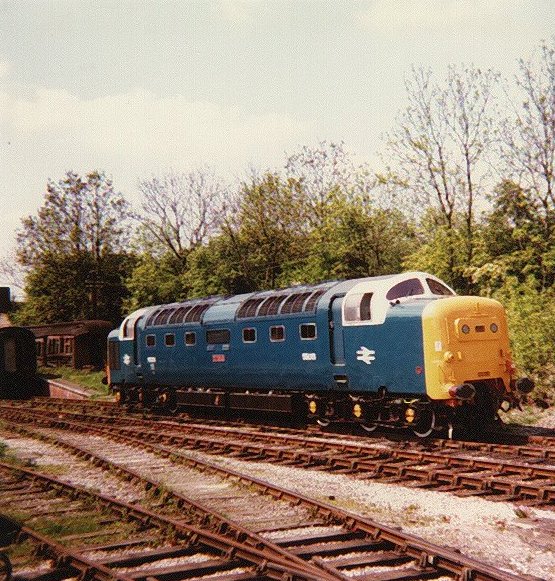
[344,292,373,322]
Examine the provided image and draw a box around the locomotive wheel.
[316,417,331,427]
[164,389,178,414]
[412,406,436,438]
[360,408,380,432]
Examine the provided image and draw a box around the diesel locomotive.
[107,272,533,436]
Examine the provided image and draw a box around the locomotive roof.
[125,271,453,331]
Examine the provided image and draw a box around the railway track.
[0,403,537,580]
[0,461,324,581]
[15,396,555,449]
[4,400,555,509]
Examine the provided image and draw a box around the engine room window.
[146,334,156,347]
[164,333,176,347]
[426,278,454,296]
[386,279,425,301]
[206,329,231,345]
[300,323,317,340]
[243,328,256,343]
[344,292,373,322]
[185,332,196,346]
[270,325,285,342]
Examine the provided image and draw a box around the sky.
[1,0,554,291]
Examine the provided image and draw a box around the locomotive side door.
[329,295,345,365]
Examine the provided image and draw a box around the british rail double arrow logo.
[356,346,376,365]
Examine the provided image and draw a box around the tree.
[14,252,133,325]
[136,168,227,264]
[385,65,499,290]
[284,141,376,229]
[124,168,229,309]
[493,277,555,392]
[16,171,133,325]
[18,171,130,268]
[222,172,309,290]
[500,38,555,258]
[470,179,555,292]
[123,252,189,312]
[288,195,416,283]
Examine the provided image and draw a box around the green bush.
[494,277,555,399]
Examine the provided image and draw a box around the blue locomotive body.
[108,272,530,435]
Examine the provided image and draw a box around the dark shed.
[0,287,10,314]
[0,326,44,398]
[27,320,113,369]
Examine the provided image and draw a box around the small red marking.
[212,354,226,363]
[415,366,423,375]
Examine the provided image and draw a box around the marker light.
[490,323,498,333]
[461,324,470,334]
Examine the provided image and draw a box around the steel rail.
[0,406,537,581]
[1,419,337,580]
[15,397,555,454]
[8,403,554,507]
[0,461,330,581]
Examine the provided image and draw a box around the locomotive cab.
[422,296,524,427]
[108,307,149,404]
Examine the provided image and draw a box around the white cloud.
[0,59,10,79]
[360,0,513,32]
[2,86,309,171]
[0,85,311,258]
[213,0,260,25]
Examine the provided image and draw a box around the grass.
[503,404,546,426]
[32,513,111,538]
[38,366,111,399]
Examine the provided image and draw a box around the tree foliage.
[15,171,132,324]
[386,65,498,290]
[136,168,227,263]
[11,39,555,397]
[18,171,129,267]
[493,277,555,390]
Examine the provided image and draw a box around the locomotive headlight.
[405,407,416,423]
[353,403,362,418]
[461,324,470,334]
[309,400,317,414]
[490,323,498,333]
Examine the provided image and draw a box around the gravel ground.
[505,401,555,429]
[530,407,555,429]
[2,426,555,579]
[183,447,555,579]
